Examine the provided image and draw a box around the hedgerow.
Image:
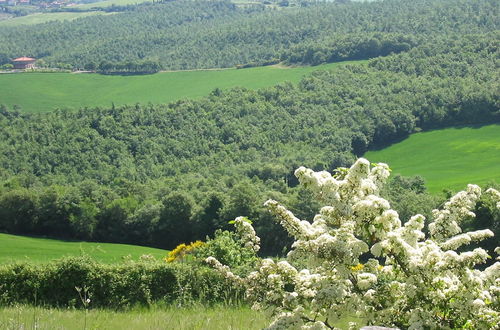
[0,256,242,308]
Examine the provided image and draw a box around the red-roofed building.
[12,57,36,69]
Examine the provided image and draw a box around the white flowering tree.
[207,158,500,329]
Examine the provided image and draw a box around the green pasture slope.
[0,11,110,27]
[0,233,166,264]
[75,0,151,9]
[79,0,265,9]
[0,61,362,113]
[365,125,500,194]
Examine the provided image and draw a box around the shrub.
[0,256,241,308]
[208,158,500,329]
[166,240,205,263]
[195,221,260,275]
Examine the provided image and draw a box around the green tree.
[153,193,194,249]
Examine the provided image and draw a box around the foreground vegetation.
[0,61,358,113]
[0,232,361,327]
[365,125,500,193]
[206,160,500,329]
[0,233,166,264]
[0,256,235,307]
[0,305,269,330]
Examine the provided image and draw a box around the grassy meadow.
[78,0,264,9]
[0,305,270,330]
[75,0,151,9]
[0,11,111,27]
[0,233,166,264]
[365,124,500,194]
[0,305,362,329]
[0,61,363,113]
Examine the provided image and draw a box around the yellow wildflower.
[351,263,364,272]
[165,241,205,263]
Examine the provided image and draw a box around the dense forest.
[0,28,498,253]
[0,0,497,70]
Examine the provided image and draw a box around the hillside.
[0,233,166,264]
[0,33,498,253]
[0,0,498,254]
[365,125,500,193]
[0,0,499,326]
[0,0,497,70]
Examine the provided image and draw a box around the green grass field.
[75,0,150,9]
[0,305,361,329]
[0,11,111,27]
[0,61,361,113]
[0,305,270,330]
[0,233,166,264]
[76,0,265,9]
[364,124,500,194]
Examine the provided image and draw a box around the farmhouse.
[12,57,36,69]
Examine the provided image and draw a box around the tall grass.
[0,304,270,330]
[0,304,363,329]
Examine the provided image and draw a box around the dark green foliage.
[462,183,500,265]
[382,175,443,224]
[154,193,194,249]
[196,193,225,236]
[94,196,139,242]
[195,230,258,276]
[281,33,419,65]
[219,183,260,225]
[0,256,241,308]
[0,189,38,234]
[37,185,81,237]
[96,59,163,74]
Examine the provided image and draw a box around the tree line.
[92,59,163,74]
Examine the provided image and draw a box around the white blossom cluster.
[429,184,481,242]
[234,216,261,252]
[487,187,500,208]
[205,256,243,284]
[207,158,500,329]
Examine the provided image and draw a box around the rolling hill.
[0,233,166,264]
[365,125,500,193]
[0,0,496,70]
